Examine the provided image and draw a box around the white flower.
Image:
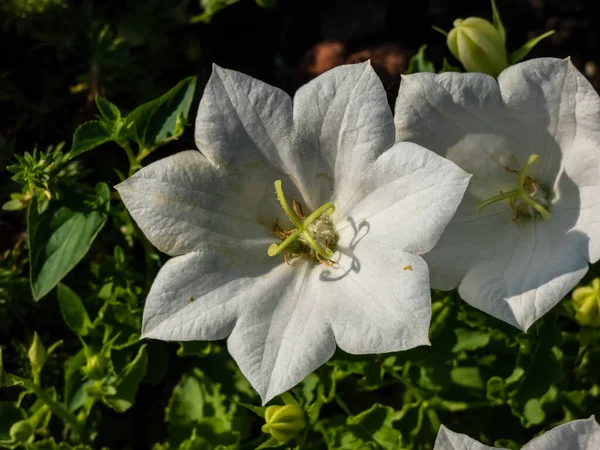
[434,416,600,450]
[395,58,600,331]
[116,62,469,403]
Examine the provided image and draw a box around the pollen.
[403,265,413,271]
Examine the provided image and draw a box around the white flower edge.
[434,416,600,450]
[117,62,470,403]
[394,57,600,331]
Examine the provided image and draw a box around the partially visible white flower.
[434,416,600,450]
[117,62,470,403]
[395,57,600,331]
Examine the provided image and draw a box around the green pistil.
[268,180,335,258]
[476,153,551,220]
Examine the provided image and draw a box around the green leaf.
[490,0,506,44]
[28,183,110,301]
[64,349,93,411]
[124,77,196,152]
[450,367,485,390]
[406,45,435,74]
[452,329,491,352]
[2,199,24,211]
[176,341,212,358]
[508,30,555,65]
[95,96,121,122]
[190,0,240,24]
[57,284,92,336]
[166,368,239,447]
[70,121,114,158]
[105,344,148,412]
[319,404,401,450]
[21,438,106,449]
[0,402,26,441]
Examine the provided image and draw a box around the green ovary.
[477,154,552,223]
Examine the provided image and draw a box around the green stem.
[119,141,140,177]
[5,374,90,444]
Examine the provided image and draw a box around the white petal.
[195,65,295,173]
[141,242,279,340]
[227,263,336,404]
[322,226,432,353]
[395,58,600,329]
[338,142,470,254]
[116,150,279,256]
[291,62,395,209]
[458,218,588,331]
[523,416,600,450]
[433,425,501,450]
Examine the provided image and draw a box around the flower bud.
[10,420,34,443]
[572,278,600,327]
[82,354,108,380]
[447,17,508,77]
[28,332,46,372]
[261,404,306,443]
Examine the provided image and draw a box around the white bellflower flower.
[117,62,469,403]
[395,58,600,331]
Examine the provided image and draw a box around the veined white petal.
[291,62,395,209]
[324,227,432,353]
[339,142,470,254]
[523,416,600,450]
[116,150,279,256]
[195,65,294,173]
[434,425,500,450]
[433,417,600,450]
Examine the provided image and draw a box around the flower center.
[267,180,338,265]
[477,154,552,225]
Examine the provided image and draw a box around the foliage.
[1,0,599,449]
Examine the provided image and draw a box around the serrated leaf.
[64,349,93,411]
[124,77,196,152]
[28,183,110,301]
[95,96,121,122]
[166,368,239,447]
[508,30,555,65]
[70,121,114,158]
[57,284,92,336]
[105,344,148,412]
[319,404,401,450]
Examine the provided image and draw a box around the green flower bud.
[82,354,108,380]
[10,420,34,443]
[447,17,508,77]
[261,404,306,443]
[28,332,46,372]
[572,278,600,327]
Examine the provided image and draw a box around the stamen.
[476,153,551,221]
[268,180,337,262]
[292,199,305,220]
